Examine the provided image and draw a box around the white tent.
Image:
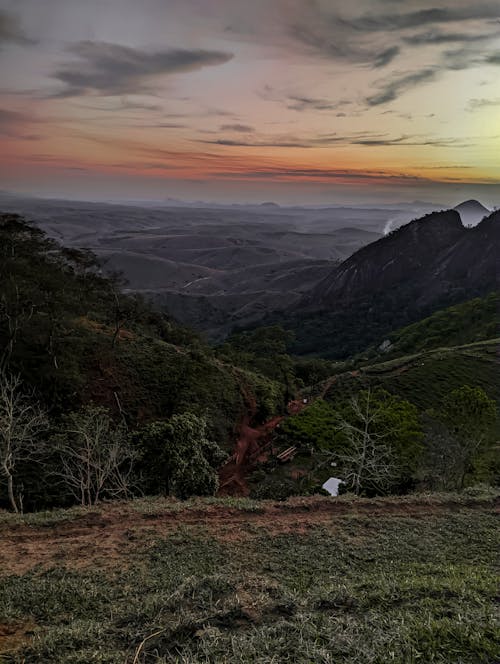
[322,477,344,497]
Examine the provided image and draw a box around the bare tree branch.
[51,406,137,506]
[0,371,47,512]
[335,389,399,495]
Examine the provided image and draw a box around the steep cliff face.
[425,210,498,305]
[285,210,499,357]
[310,210,465,305]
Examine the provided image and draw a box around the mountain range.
[282,207,499,357]
[0,193,496,353]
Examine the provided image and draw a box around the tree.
[51,406,136,506]
[426,386,498,490]
[109,285,139,348]
[334,388,423,495]
[0,371,47,512]
[278,399,339,452]
[134,413,226,499]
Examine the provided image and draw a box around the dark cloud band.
[51,41,233,97]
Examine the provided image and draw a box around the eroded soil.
[1,496,497,576]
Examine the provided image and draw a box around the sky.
[1,0,500,205]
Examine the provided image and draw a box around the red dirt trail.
[218,396,305,496]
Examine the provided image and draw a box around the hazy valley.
[0,193,463,339]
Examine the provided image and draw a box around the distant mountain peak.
[453,200,490,228]
[454,199,490,213]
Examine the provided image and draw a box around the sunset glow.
[1,0,500,204]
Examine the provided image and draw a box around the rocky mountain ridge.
[284,208,499,357]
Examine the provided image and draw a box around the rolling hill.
[2,194,424,340]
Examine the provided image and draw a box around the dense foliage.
[419,386,499,490]
[275,390,423,495]
[362,292,499,361]
[0,215,284,510]
[133,413,227,499]
[218,326,340,396]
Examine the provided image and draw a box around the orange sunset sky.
[1,0,500,204]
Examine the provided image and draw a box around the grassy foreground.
[0,492,499,663]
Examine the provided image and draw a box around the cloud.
[285,3,499,69]
[373,46,400,68]
[220,123,254,132]
[150,122,187,129]
[214,163,500,186]
[403,30,496,46]
[485,51,500,64]
[366,68,437,105]
[0,108,40,139]
[341,5,500,32]
[0,9,32,46]
[50,41,233,97]
[200,130,470,150]
[259,86,350,112]
[202,137,317,148]
[200,133,346,148]
[215,165,436,185]
[351,135,472,148]
[73,99,166,113]
[289,20,400,67]
[286,95,346,111]
[467,97,500,110]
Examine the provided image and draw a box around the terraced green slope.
[318,339,499,410]
[364,291,499,361]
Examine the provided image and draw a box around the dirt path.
[218,399,305,497]
[1,497,497,576]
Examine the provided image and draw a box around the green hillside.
[318,339,499,411]
[0,214,284,439]
[0,214,287,511]
[363,292,498,362]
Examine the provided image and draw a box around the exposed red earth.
[218,397,307,496]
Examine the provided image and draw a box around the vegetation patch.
[0,496,498,663]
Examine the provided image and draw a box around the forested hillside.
[360,292,499,361]
[0,214,286,511]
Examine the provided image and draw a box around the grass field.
[0,492,499,663]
